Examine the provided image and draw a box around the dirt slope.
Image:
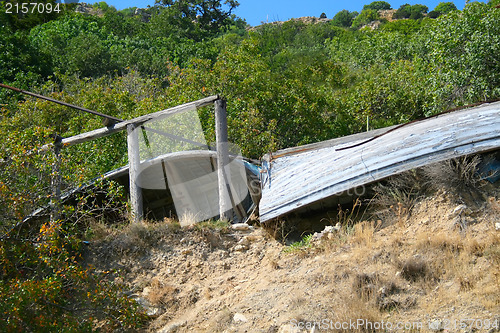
[85,184,500,332]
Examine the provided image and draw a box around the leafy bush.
[424,2,500,109]
[363,1,392,11]
[0,218,147,331]
[284,234,314,253]
[433,2,458,14]
[393,3,428,19]
[332,9,358,27]
[427,10,441,18]
[351,9,380,28]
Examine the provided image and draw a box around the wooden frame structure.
[45,95,232,223]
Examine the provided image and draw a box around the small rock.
[238,237,250,246]
[232,223,253,231]
[449,204,468,218]
[245,235,261,242]
[233,244,249,252]
[312,224,341,241]
[142,286,152,297]
[132,296,163,317]
[121,290,135,296]
[75,4,89,13]
[159,321,187,333]
[233,313,249,323]
[496,222,500,231]
[146,306,164,317]
[181,249,192,255]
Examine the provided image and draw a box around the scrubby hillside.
[85,161,500,332]
[1,1,500,330]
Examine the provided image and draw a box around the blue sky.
[84,0,467,26]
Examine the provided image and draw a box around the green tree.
[332,9,358,28]
[434,2,458,14]
[153,0,239,40]
[393,3,428,19]
[64,34,115,77]
[488,0,500,7]
[409,4,428,19]
[363,1,392,11]
[424,2,500,108]
[393,3,412,19]
[92,1,117,13]
[427,11,441,18]
[351,9,380,29]
[29,15,115,77]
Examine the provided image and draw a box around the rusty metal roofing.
[259,101,500,222]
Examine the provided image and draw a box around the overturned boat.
[259,101,500,222]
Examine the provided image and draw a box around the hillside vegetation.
[0,0,500,330]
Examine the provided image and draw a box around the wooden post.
[215,99,232,221]
[127,124,143,223]
[50,138,62,222]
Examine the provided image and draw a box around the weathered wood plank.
[41,95,220,150]
[215,99,232,221]
[50,140,62,222]
[127,124,143,223]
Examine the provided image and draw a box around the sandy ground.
[85,184,500,333]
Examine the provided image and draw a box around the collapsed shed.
[6,82,498,227]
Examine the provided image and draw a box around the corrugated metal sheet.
[259,101,500,222]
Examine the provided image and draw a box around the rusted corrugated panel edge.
[259,101,500,222]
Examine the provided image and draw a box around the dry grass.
[212,307,233,331]
[399,257,428,282]
[179,211,201,227]
[299,158,500,331]
[335,198,366,227]
[87,218,182,259]
[333,295,382,333]
[371,169,429,226]
[147,279,179,307]
[423,155,483,189]
[351,221,377,247]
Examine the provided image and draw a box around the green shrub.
[0,219,148,331]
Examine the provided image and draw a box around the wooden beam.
[41,95,220,150]
[127,124,143,223]
[215,99,232,221]
[50,139,62,222]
